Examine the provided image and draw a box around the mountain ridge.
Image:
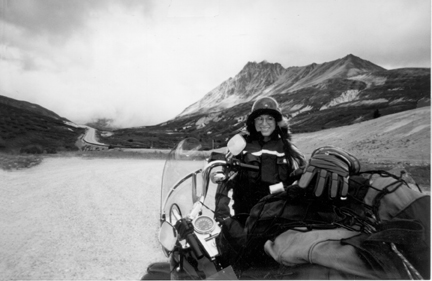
[178,54,386,117]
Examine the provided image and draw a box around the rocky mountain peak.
[343,53,357,59]
[177,54,393,118]
[241,60,284,73]
[338,54,386,74]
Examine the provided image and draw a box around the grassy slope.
[0,103,85,153]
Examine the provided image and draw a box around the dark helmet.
[246,96,283,126]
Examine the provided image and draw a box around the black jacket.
[215,134,305,219]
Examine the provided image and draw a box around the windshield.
[160,138,207,222]
[158,137,228,256]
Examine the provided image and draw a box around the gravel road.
[1,157,167,280]
[1,106,429,280]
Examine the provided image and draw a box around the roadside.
[0,153,43,170]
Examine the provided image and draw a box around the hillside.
[0,95,66,121]
[98,107,430,159]
[0,98,85,153]
[294,106,430,163]
[100,55,429,149]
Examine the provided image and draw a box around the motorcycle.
[142,135,429,280]
[141,135,250,280]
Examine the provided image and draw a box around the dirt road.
[0,157,167,280]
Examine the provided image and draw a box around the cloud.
[0,0,156,71]
[2,0,93,40]
[1,0,155,39]
[0,0,430,128]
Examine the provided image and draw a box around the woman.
[215,97,306,220]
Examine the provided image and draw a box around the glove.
[298,146,361,199]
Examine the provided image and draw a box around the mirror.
[159,221,177,253]
[227,134,247,156]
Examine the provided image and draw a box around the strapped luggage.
[217,146,429,279]
[217,170,429,279]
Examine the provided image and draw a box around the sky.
[0,0,430,128]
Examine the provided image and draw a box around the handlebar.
[201,159,259,199]
[237,162,259,170]
[174,218,204,259]
[208,152,259,170]
[186,233,204,259]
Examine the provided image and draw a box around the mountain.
[100,54,430,149]
[178,54,386,117]
[0,95,85,153]
[179,61,286,116]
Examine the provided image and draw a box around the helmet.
[247,97,283,125]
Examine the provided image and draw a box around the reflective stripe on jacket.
[215,137,305,219]
[231,138,301,214]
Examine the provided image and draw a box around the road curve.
[83,127,107,146]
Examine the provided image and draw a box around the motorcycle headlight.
[193,215,216,234]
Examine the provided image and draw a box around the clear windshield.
[160,138,207,222]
